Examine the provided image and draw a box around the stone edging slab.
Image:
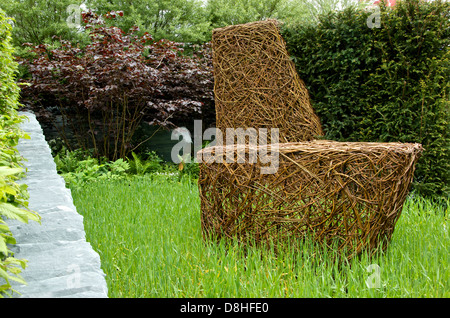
[8,112,108,298]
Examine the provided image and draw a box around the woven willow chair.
[197,20,422,259]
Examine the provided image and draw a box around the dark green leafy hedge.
[281,0,449,198]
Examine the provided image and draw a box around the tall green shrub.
[0,9,40,297]
[0,0,88,48]
[282,0,450,198]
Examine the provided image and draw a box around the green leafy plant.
[104,158,130,175]
[127,151,162,175]
[53,146,133,186]
[59,156,131,188]
[0,0,88,49]
[53,147,90,174]
[52,146,200,187]
[0,8,41,297]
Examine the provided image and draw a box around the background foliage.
[0,0,90,53]
[0,0,362,49]
[282,0,450,198]
[0,8,40,297]
[19,10,214,161]
[2,0,448,198]
[86,0,211,43]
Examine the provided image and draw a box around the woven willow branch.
[212,20,323,143]
[198,141,422,259]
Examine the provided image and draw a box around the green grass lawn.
[70,174,449,298]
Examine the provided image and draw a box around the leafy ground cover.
[70,174,449,298]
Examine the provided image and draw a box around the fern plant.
[127,151,162,175]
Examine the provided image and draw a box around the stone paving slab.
[8,112,108,298]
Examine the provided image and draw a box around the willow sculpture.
[198,20,423,259]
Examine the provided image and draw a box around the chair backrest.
[212,19,323,144]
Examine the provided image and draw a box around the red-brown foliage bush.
[20,10,214,160]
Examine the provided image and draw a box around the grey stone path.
[8,112,108,298]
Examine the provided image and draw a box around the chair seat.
[197,140,422,259]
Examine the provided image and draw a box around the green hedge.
[281,0,449,198]
[0,9,40,297]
